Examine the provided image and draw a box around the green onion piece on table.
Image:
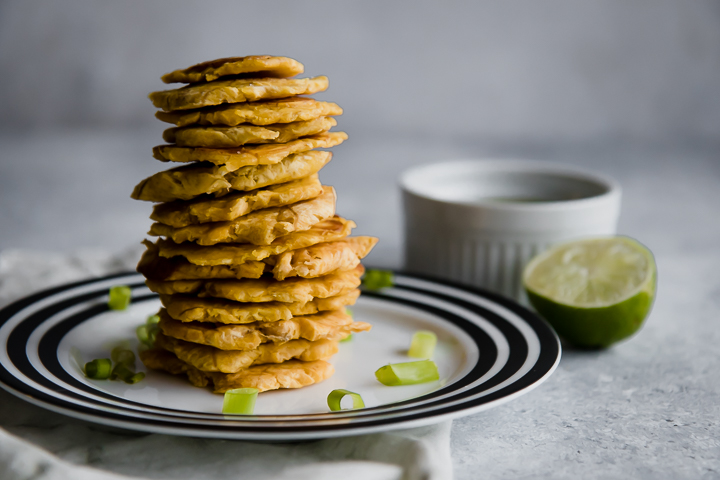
[222,388,259,415]
[108,286,132,311]
[146,314,160,325]
[111,346,135,366]
[375,360,440,386]
[327,389,365,411]
[345,307,353,318]
[362,269,394,291]
[85,359,112,380]
[408,331,437,359]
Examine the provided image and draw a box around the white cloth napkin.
[0,249,453,480]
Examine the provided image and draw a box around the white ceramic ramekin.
[400,159,622,300]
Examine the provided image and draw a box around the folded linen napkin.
[0,249,453,480]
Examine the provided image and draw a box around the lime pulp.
[523,236,656,348]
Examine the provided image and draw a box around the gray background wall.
[0,0,718,264]
[2,0,720,141]
[1,5,719,478]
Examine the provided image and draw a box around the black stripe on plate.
[36,293,183,410]
[0,272,141,329]
[0,271,559,434]
[4,272,552,426]
[44,281,538,424]
[0,282,147,398]
[391,283,529,399]
[7,282,504,426]
[29,287,498,420]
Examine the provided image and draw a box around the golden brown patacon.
[133,55,376,393]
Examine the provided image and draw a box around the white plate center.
[57,295,478,415]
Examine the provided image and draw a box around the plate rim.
[0,270,561,440]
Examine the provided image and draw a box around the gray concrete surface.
[1,0,719,477]
[0,129,719,478]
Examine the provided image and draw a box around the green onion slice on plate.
[146,314,160,325]
[408,330,437,359]
[111,362,136,382]
[222,388,259,415]
[339,333,353,343]
[126,372,145,384]
[375,360,440,386]
[111,346,135,366]
[108,285,132,311]
[327,389,365,411]
[84,359,112,380]
[362,269,394,291]
[136,325,150,345]
[137,324,160,347]
[148,324,160,345]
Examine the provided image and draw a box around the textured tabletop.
[0,130,718,478]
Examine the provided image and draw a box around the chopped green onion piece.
[85,359,112,380]
[375,360,440,386]
[327,389,365,411]
[136,325,150,345]
[108,285,132,310]
[146,314,160,325]
[345,307,353,318]
[137,324,160,346]
[111,346,135,366]
[408,331,437,359]
[111,362,136,382]
[362,269,394,290]
[222,388,259,415]
[148,324,160,344]
[125,372,145,384]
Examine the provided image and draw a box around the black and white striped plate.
[0,271,560,440]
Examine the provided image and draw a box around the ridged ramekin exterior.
[401,160,622,300]
[403,228,617,300]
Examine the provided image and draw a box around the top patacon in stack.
[132,55,377,393]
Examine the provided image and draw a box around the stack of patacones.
[133,56,376,393]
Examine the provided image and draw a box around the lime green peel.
[362,269,394,290]
[108,286,131,310]
[223,388,259,415]
[523,236,656,348]
[408,331,437,359]
[375,360,439,386]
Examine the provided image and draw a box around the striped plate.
[0,271,560,440]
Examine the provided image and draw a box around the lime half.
[523,236,656,348]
